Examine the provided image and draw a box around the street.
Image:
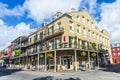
[0,64,120,80]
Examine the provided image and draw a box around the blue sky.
[0,0,116,27]
[0,0,120,50]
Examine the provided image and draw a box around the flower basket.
[91,53,97,57]
[47,53,53,58]
[81,51,86,57]
[40,54,44,58]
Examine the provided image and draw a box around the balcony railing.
[26,28,64,47]
[14,44,103,57]
[46,28,64,40]
[13,43,28,49]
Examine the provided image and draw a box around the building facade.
[111,43,120,63]
[2,8,111,72]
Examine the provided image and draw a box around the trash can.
[79,65,86,71]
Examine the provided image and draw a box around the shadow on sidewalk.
[33,76,81,80]
[0,68,22,77]
[101,63,120,73]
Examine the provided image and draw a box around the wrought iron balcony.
[46,28,64,40]
[26,28,64,47]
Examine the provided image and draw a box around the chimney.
[35,28,40,31]
[55,12,62,18]
[82,7,86,11]
[43,22,48,26]
[71,8,76,12]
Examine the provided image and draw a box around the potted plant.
[46,43,50,51]
[81,44,86,49]
[92,43,96,50]
[73,35,77,48]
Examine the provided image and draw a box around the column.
[19,57,20,68]
[97,52,99,69]
[54,50,57,72]
[26,56,28,69]
[88,51,91,69]
[103,53,106,67]
[60,56,61,65]
[74,49,77,71]
[37,53,40,71]
[45,52,47,71]
[31,55,33,70]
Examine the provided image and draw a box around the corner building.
[111,43,120,63]
[11,8,111,72]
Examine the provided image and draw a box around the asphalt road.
[0,64,120,80]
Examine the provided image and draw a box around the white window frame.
[77,16,80,20]
[70,21,74,33]
[83,28,87,37]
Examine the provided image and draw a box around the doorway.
[61,55,73,69]
[64,59,70,69]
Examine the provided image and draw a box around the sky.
[0,0,119,51]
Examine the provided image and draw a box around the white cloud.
[0,19,33,51]
[0,2,24,17]
[23,0,81,23]
[98,0,120,43]
[81,0,97,14]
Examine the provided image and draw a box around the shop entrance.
[61,55,73,69]
[64,59,70,69]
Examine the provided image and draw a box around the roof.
[11,36,27,43]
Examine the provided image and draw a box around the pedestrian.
[108,60,111,67]
[92,61,96,70]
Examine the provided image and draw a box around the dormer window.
[91,22,94,28]
[77,24,81,35]
[77,16,80,20]
[82,16,85,23]
[83,27,87,37]
[87,19,90,25]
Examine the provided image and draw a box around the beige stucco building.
[10,8,111,72]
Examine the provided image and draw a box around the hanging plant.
[81,51,86,57]
[13,49,21,57]
[92,43,96,50]
[47,53,53,58]
[74,35,77,44]
[40,54,44,58]
[91,52,97,57]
